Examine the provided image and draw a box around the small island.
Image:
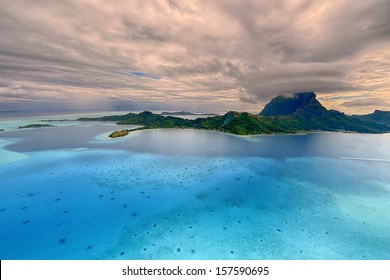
[18,124,55,129]
[109,129,129,138]
[40,119,71,122]
[161,111,216,116]
[108,127,146,138]
[79,92,390,138]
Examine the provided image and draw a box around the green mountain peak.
[79,92,390,137]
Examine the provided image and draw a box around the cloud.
[343,98,389,108]
[129,71,161,80]
[0,0,389,114]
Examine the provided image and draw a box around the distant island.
[161,111,217,116]
[78,92,390,138]
[40,119,71,122]
[18,124,55,129]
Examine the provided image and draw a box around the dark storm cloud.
[216,0,390,62]
[0,0,389,113]
[211,0,390,105]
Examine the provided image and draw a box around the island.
[40,119,71,122]
[78,92,390,138]
[353,110,390,126]
[18,124,55,129]
[108,127,146,138]
[161,111,217,116]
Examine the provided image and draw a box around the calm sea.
[0,117,389,259]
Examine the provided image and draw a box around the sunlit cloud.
[0,0,389,114]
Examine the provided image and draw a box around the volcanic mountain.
[79,92,390,136]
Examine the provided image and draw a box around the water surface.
[0,119,389,259]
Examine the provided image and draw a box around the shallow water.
[0,120,389,260]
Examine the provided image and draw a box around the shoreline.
[106,126,390,140]
[2,114,389,143]
[2,110,389,137]
[0,138,29,165]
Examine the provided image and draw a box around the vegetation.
[18,124,54,129]
[108,127,146,138]
[109,129,129,138]
[259,92,390,133]
[353,110,390,126]
[161,111,216,116]
[79,93,390,138]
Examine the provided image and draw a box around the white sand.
[0,139,28,165]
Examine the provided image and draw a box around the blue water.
[0,121,390,259]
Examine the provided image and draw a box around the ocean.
[0,116,389,259]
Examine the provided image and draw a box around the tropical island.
[78,92,390,138]
[161,111,217,116]
[18,124,55,129]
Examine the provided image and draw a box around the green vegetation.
[161,111,196,115]
[353,110,390,126]
[161,111,216,116]
[109,129,129,138]
[18,124,55,129]
[79,93,390,138]
[259,92,390,133]
[108,127,147,138]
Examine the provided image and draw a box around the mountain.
[161,111,197,115]
[79,110,300,136]
[78,93,390,137]
[79,111,193,128]
[160,111,216,116]
[260,92,326,116]
[259,92,390,133]
[353,110,390,127]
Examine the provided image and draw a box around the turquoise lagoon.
[0,117,389,260]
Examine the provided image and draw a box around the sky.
[0,0,389,114]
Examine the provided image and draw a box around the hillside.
[260,92,390,133]
[78,93,390,137]
[260,92,326,116]
[353,110,390,127]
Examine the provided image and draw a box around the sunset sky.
[0,0,389,114]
